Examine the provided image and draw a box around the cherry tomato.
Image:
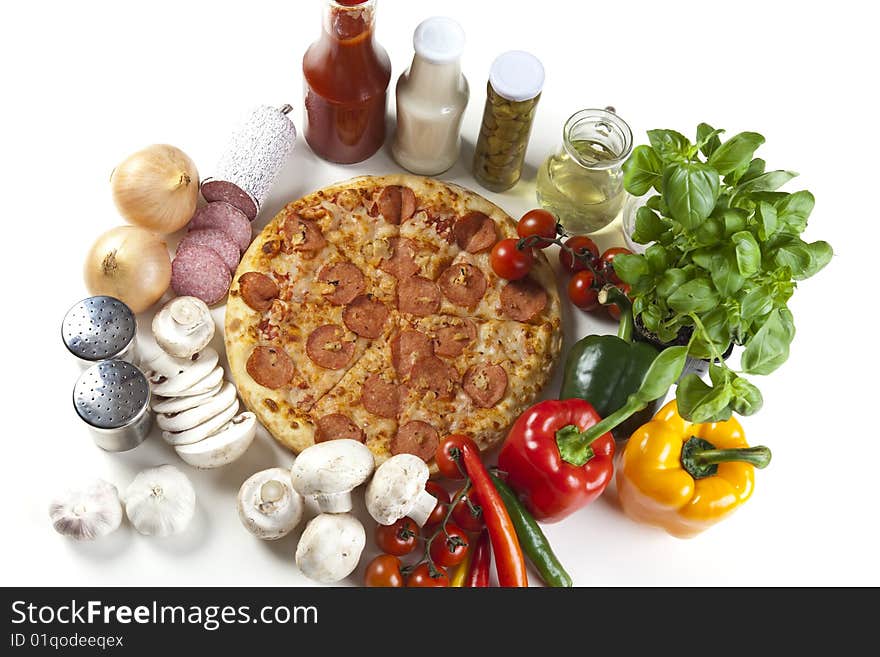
[425,481,450,505]
[559,236,600,274]
[375,517,419,556]
[407,563,449,587]
[606,283,632,321]
[435,434,471,480]
[517,209,557,248]
[365,554,404,588]
[424,500,449,529]
[428,523,470,568]
[568,270,600,311]
[600,247,633,284]
[451,491,484,532]
[491,238,534,280]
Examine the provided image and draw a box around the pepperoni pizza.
[225,175,562,465]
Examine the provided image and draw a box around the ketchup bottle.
[303,0,392,164]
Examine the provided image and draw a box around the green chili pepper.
[489,472,572,588]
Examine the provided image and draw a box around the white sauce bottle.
[392,17,469,176]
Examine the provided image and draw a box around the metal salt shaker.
[61,296,138,367]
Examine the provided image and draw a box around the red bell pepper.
[498,398,615,523]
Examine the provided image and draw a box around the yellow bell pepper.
[617,400,771,538]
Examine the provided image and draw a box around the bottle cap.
[489,50,545,102]
[414,16,466,64]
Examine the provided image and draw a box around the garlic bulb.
[49,479,123,541]
[124,465,196,536]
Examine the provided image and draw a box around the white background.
[2,0,877,586]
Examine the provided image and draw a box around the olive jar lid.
[489,50,545,102]
[414,16,466,63]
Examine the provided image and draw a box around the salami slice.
[379,237,419,279]
[361,373,399,419]
[178,229,240,272]
[171,245,232,306]
[377,186,417,224]
[398,276,441,316]
[434,319,477,358]
[306,324,355,370]
[343,295,389,339]
[281,214,327,253]
[188,201,252,252]
[463,364,508,408]
[454,212,498,253]
[200,180,258,220]
[238,272,279,312]
[439,263,488,308]
[408,356,458,400]
[315,413,365,443]
[391,421,439,462]
[318,262,365,305]
[391,330,434,378]
[500,278,548,321]
[246,345,296,389]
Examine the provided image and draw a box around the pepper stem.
[556,424,604,467]
[599,285,634,343]
[680,436,772,479]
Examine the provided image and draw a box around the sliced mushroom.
[365,454,437,527]
[156,382,238,433]
[237,466,303,539]
[148,348,220,396]
[175,412,258,469]
[295,513,365,584]
[151,384,223,413]
[162,397,239,446]
[152,296,216,359]
[290,439,375,513]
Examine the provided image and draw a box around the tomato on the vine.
[568,270,600,311]
[559,236,600,274]
[428,523,470,568]
[407,563,449,587]
[605,283,632,321]
[365,554,404,587]
[491,238,534,280]
[435,434,472,480]
[424,481,450,528]
[517,209,557,248]
[425,481,450,505]
[452,491,484,532]
[600,247,632,284]
[375,517,419,556]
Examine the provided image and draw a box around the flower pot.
[633,316,734,379]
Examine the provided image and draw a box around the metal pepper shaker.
[61,296,138,367]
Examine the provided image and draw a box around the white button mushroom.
[174,412,258,469]
[124,465,196,536]
[152,296,216,359]
[237,467,304,540]
[365,453,438,527]
[147,348,221,397]
[295,513,365,584]
[290,439,375,513]
[49,479,123,541]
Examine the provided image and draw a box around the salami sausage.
[188,201,252,252]
[281,214,327,253]
[200,180,258,220]
[463,364,508,408]
[246,345,296,389]
[178,229,240,272]
[408,356,458,400]
[500,278,548,321]
[343,295,389,338]
[377,186,417,224]
[315,413,365,443]
[306,324,355,370]
[361,373,399,419]
[378,237,419,279]
[434,319,477,358]
[171,245,232,306]
[318,262,366,305]
[438,262,488,308]
[391,330,434,378]
[398,276,441,316]
[453,212,497,253]
[238,272,279,312]
[391,420,439,462]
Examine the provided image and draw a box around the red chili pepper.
[497,398,615,523]
[465,529,490,588]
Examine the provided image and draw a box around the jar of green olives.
[472,51,544,192]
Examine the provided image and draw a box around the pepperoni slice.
[178,229,240,272]
[171,245,232,306]
[434,319,477,358]
[238,272,279,312]
[246,345,296,389]
[378,237,419,279]
[281,214,327,253]
[408,356,458,400]
[391,421,439,462]
[377,186,417,225]
[500,278,548,321]
[361,373,399,419]
[306,325,355,370]
[343,295,389,339]
[315,413,365,443]
[454,212,498,253]
[398,276,441,316]
[439,263,488,308]
[317,262,365,305]
[463,364,508,408]
[391,330,434,378]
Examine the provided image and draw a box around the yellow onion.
[84,226,171,313]
[110,144,199,234]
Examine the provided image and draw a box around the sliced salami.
[238,272,279,312]
[171,245,232,306]
[398,276,441,316]
[306,324,355,370]
[281,214,327,253]
[343,295,389,339]
[379,237,419,279]
[463,364,508,408]
[246,345,296,389]
[200,180,258,220]
[391,330,434,378]
[434,319,477,358]
[318,262,365,305]
[500,278,548,321]
[391,421,439,462]
[454,212,497,253]
[408,356,458,400]
[439,263,488,308]
[189,201,252,253]
[315,413,365,443]
[377,185,417,224]
[178,229,240,272]
[361,373,399,419]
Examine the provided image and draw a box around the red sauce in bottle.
[303,0,391,164]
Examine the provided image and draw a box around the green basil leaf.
[712,250,745,296]
[623,146,664,196]
[737,170,798,194]
[645,244,670,273]
[632,206,666,244]
[634,346,688,404]
[731,231,761,277]
[740,285,774,322]
[612,253,650,284]
[655,268,688,298]
[775,190,814,234]
[646,195,667,213]
[730,375,764,416]
[662,163,720,230]
[741,309,791,375]
[676,375,734,423]
[696,123,724,157]
[667,278,719,313]
[647,129,692,162]
[708,363,733,387]
[694,217,725,246]
[771,237,813,279]
[707,132,765,175]
[721,208,748,236]
[757,202,779,240]
[739,158,766,184]
[690,308,732,359]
